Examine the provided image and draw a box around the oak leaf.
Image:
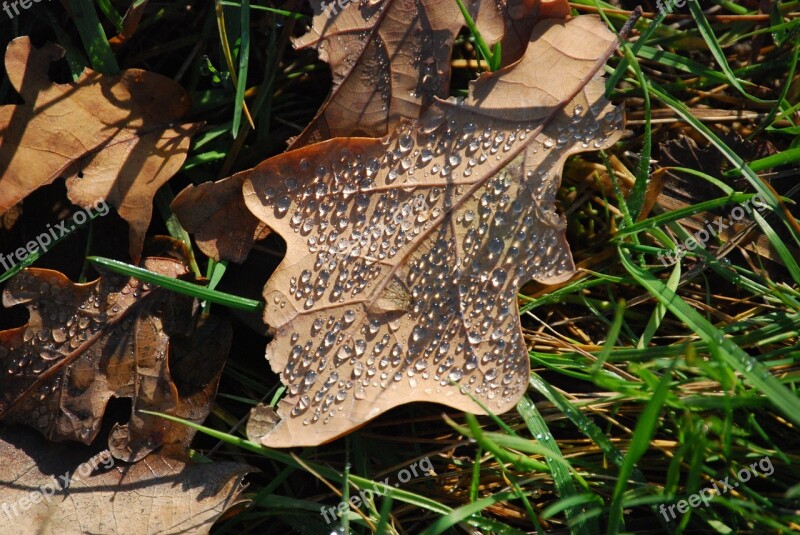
[242,16,624,447]
[169,0,570,263]
[289,0,570,149]
[171,172,271,263]
[0,37,199,261]
[0,426,249,535]
[0,253,231,461]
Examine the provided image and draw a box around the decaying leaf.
[0,426,249,535]
[170,0,569,264]
[171,172,271,263]
[289,0,569,149]
[0,37,200,260]
[242,16,624,447]
[0,255,232,462]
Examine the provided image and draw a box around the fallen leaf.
[170,0,569,264]
[0,425,250,535]
[242,16,624,447]
[289,0,569,149]
[171,172,271,263]
[0,37,200,261]
[0,252,231,461]
[498,0,571,68]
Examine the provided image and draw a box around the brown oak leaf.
[0,255,232,462]
[170,0,569,264]
[289,0,570,149]
[242,16,624,447]
[0,426,249,535]
[171,171,271,263]
[0,37,200,261]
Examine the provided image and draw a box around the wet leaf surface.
[0,37,200,261]
[170,0,569,265]
[0,254,231,462]
[289,0,569,149]
[242,16,624,447]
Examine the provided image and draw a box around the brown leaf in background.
[289,0,569,149]
[0,256,231,462]
[242,16,623,447]
[171,172,271,263]
[0,426,249,535]
[499,0,570,67]
[0,37,200,261]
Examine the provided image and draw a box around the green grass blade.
[419,490,529,535]
[453,0,500,71]
[724,146,800,176]
[220,1,305,19]
[232,0,250,137]
[688,1,768,104]
[138,411,525,533]
[592,298,626,375]
[648,82,800,281]
[154,186,201,277]
[616,193,757,236]
[518,395,597,535]
[94,0,124,32]
[70,0,119,74]
[606,363,673,534]
[87,256,263,312]
[619,247,800,427]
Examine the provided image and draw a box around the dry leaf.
[0,426,249,535]
[0,37,200,261]
[498,0,570,67]
[170,0,569,264]
[0,256,231,461]
[171,172,271,263]
[242,16,624,446]
[289,0,569,149]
